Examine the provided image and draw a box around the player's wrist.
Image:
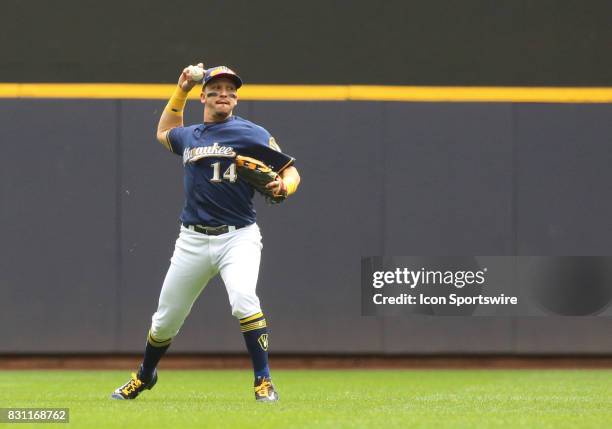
[164,85,189,116]
[283,176,298,196]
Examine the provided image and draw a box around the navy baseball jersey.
[168,116,294,227]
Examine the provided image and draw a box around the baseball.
[188,65,204,82]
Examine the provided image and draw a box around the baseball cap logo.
[210,66,235,77]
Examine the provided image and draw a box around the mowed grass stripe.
[0,370,610,429]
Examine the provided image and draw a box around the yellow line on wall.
[0,83,611,103]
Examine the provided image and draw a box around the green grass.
[1,369,611,428]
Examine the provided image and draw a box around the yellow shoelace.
[255,380,271,397]
[121,373,143,395]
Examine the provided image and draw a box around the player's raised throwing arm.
[156,63,205,151]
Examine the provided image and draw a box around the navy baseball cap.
[204,66,243,89]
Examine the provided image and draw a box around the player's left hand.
[265,176,287,198]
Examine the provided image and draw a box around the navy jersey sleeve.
[264,145,295,172]
[167,127,189,155]
[240,128,295,172]
[249,125,273,148]
[268,136,282,152]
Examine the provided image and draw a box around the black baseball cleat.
[254,376,279,402]
[111,366,158,400]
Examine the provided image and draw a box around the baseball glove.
[235,155,287,204]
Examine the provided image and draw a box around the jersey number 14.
[210,161,237,183]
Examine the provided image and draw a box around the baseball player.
[111,63,300,402]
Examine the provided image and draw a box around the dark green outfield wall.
[2,99,612,354]
[2,1,612,355]
[1,0,611,85]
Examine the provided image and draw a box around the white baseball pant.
[150,223,263,341]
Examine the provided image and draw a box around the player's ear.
[200,91,206,104]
